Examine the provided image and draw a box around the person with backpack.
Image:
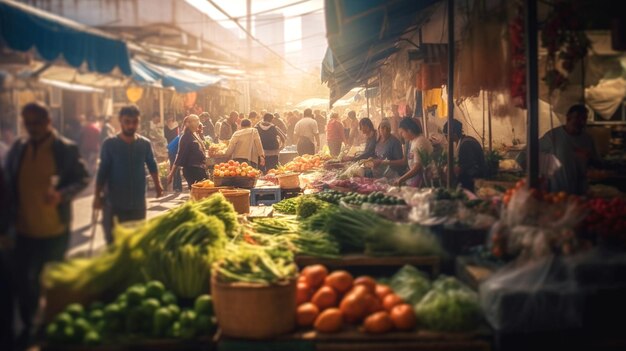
[256,113,286,173]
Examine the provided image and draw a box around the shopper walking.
[199,112,216,142]
[326,112,345,157]
[294,108,319,156]
[396,117,433,187]
[168,115,207,189]
[95,105,162,245]
[164,114,179,144]
[219,111,239,141]
[256,113,286,173]
[224,119,265,169]
[443,119,486,192]
[314,109,327,149]
[5,102,89,349]
[79,114,101,175]
[273,112,288,135]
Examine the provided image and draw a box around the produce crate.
[41,337,215,351]
[213,176,257,189]
[295,255,441,277]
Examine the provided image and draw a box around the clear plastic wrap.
[480,255,584,333]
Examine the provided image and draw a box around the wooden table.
[219,327,492,351]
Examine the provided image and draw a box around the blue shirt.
[167,135,180,158]
[97,135,158,210]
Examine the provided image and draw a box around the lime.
[145,281,165,300]
[193,295,213,316]
[66,303,85,318]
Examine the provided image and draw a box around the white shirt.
[294,117,319,144]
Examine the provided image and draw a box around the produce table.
[295,255,441,277]
[219,327,492,351]
[42,337,215,351]
[455,256,496,290]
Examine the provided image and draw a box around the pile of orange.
[503,179,579,206]
[213,160,259,178]
[268,155,323,175]
[296,265,417,334]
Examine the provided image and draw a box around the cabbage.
[415,286,481,331]
[389,265,431,305]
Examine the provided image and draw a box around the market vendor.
[518,104,601,195]
[224,119,265,169]
[372,118,405,177]
[443,119,485,192]
[343,118,377,162]
[168,114,208,189]
[396,117,433,187]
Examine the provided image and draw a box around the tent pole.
[447,0,455,189]
[379,69,383,118]
[366,87,370,117]
[159,89,164,124]
[525,0,539,188]
[488,91,493,152]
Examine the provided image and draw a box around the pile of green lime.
[46,281,215,345]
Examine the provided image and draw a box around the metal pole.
[525,0,539,188]
[366,87,370,118]
[159,89,164,124]
[246,0,252,113]
[447,0,455,189]
[379,69,383,118]
[488,91,493,152]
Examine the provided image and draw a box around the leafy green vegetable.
[213,244,297,285]
[296,196,330,219]
[389,265,432,305]
[415,288,480,332]
[273,197,300,214]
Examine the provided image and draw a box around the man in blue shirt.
[94,105,163,244]
[167,133,183,192]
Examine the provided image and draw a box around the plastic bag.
[416,278,481,332]
[480,255,584,333]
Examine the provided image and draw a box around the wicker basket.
[190,185,232,201]
[275,173,300,189]
[211,276,296,339]
[213,176,257,189]
[219,188,250,214]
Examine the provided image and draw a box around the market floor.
[67,182,190,258]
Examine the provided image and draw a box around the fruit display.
[268,154,325,175]
[45,281,215,345]
[193,179,215,188]
[295,265,417,334]
[327,178,389,194]
[213,160,260,178]
[208,142,228,157]
[583,197,626,244]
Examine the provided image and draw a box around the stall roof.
[132,59,224,93]
[0,0,132,76]
[322,0,439,106]
[39,78,105,93]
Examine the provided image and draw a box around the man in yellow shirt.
[4,102,89,348]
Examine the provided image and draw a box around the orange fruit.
[301,265,328,289]
[382,294,403,311]
[311,286,338,311]
[390,304,417,331]
[364,294,384,315]
[314,308,343,333]
[296,303,319,327]
[375,284,393,300]
[363,311,394,334]
[324,270,353,294]
[339,291,368,324]
[296,281,312,305]
[353,276,377,295]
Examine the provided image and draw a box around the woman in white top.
[224,119,265,169]
[396,117,433,187]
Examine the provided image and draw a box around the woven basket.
[275,173,300,189]
[190,185,232,201]
[211,275,296,339]
[213,176,257,189]
[219,188,250,214]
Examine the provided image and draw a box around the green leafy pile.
[213,244,298,285]
[389,265,432,305]
[415,276,481,332]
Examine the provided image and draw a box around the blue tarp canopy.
[0,0,132,76]
[132,59,224,93]
[322,0,439,107]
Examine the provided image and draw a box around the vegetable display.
[268,155,324,174]
[44,195,238,303]
[213,244,298,285]
[272,197,300,215]
[45,281,215,345]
